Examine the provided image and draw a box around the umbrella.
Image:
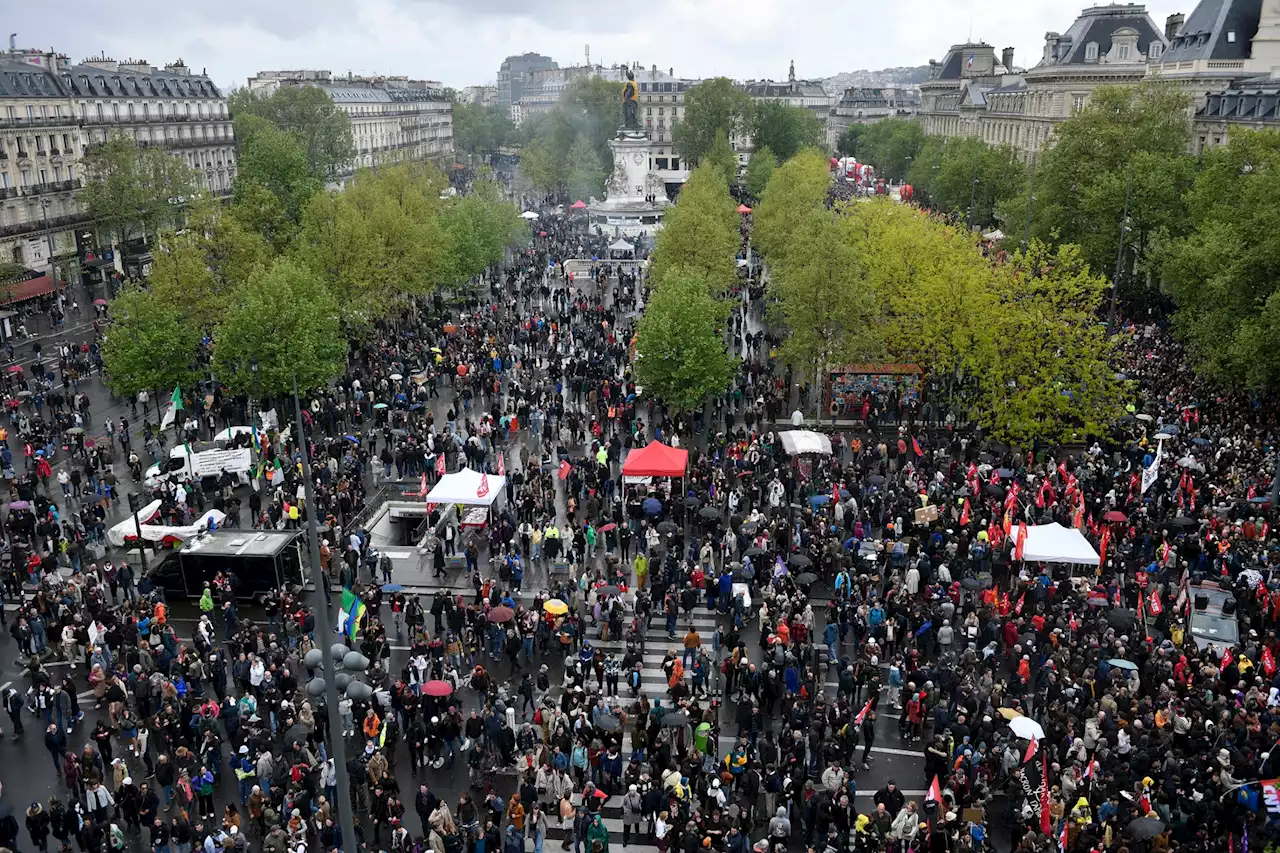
[1177,457,1203,471]
[1191,437,1211,446]
[867,475,886,486]
[7,500,29,510]
[283,723,311,747]
[597,523,617,533]
[684,496,701,508]
[373,403,389,410]
[739,521,758,534]
[1135,413,1153,422]
[487,606,515,623]
[657,521,677,535]
[390,429,409,437]
[65,427,84,435]
[93,298,108,306]
[1172,516,1197,528]
[1103,510,1127,523]
[521,211,539,220]
[595,714,621,731]
[788,554,812,568]
[5,365,21,374]
[422,680,454,697]
[796,572,818,585]
[1153,432,1175,441]
[389,373,403,381]
[571,200,588,210]
[543,599,569,616]
[1249,496,1272,504]
[1008,716,1045,740]
[1163,424,1181,435]
[642,498,663,516]
[597,585,622,596]
[996,468,1015,479]
[983,482,1005,497]
[1107,608,1136,631]
[734,566,756,580]
[660,711,689,727]
[960,574,993,590]
[381,583,403,592]
[1125,817,1166,840]
[344,435,360,443]
[1106,658,1138,671]
[808,494,831,506]
[996,707,1023,720]
[698,507,721,520]
[744,547,766,558]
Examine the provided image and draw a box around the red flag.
[1015,523,1028,560]
[1221,647,1234,673]
[1068,610,1078,632]
[1148,590,1163,615]
[1014,592,1026,615]
[498,453,506,477]
[925,775,942,805]
[1059,820,1069,853]
[418,471,427,497]
[960,498,971,527]
[1023,735,1039,764]
[1137,589,1146,621]
[853,698,874,726]
[477,473,490,498]
[558,460,571,480]
[1098,526,1111,567]
[912,437,924,457]
[999,590,1010,615]
[1264,646,1277,677]
[833,482,841,506]
[1040,752,1053,835]
[435,453,446,476]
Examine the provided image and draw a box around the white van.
[144,445,254,489]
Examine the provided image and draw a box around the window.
[1072,94,1086,113]
[62,134,70,151]
[1117,44,1130,60]
[54,165,62,181]
[112,103,120,120]
[0,172,8,188]
[19,169,28,185]
[1227,30,1236,43]
[40,105,47,119]
[26,106,34,119]
[1085,42,1099,61]
[5,106,13,121]
[1149,42,1162,59]
[96,103,104,120]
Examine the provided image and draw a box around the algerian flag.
[337,588,357,634]
[160,385,182,432]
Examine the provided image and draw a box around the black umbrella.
[685,496,702,508]
[598,585,622,596]
[983,482,1005,497]
[960,574,993,590]
[744,547,766,558]
[953,488,972,498]
[284,723,311,747]
[657,521,678,535]
[1107,608,1136,632]
[740,521,758,534]
[788,553,812,568]
[1125,817,1165,840]
[867,475,886,486]
[796,572,818,585]
[595,714,622,732]
[1172,516,1197,528]
[660,711,689,727]
[734,566,756,580]
[699,507,722,520]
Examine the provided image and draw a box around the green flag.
[171,386,184,412]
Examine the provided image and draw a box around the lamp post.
[1107,166,1134,333]
[127,492,149,573]
[293,371,359,851]
[39,197,58,311]
[966,168,980,230]
[1021,152,1037,254]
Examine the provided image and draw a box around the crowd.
[0,180,1274,853]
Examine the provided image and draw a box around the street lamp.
[39,198,58,310]
[1021,152,1038,254]
[1107,165,1134,333]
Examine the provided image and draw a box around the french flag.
[967,53,974,69]
[854,698,874,726]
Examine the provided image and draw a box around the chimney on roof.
[1165,12,1185,40]
[1001,47,1015,70]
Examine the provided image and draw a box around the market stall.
[424,468,506,529]
[1011,522,1101,566]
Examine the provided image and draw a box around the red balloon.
[457,364,468,377]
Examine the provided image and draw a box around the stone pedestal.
[587,128,668,238]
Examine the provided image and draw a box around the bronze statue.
[622,68,639,131]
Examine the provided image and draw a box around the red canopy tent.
[622,441,688,477]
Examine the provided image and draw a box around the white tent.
[107,499,162,547]
[521,211,540,220]
[1013,522,1100,566]
[609,238,635,253]
[108,504,227,548]
[425,468,506,507]
[779,430,834,456]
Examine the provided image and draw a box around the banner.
[1261,779,1280,817]
[1141,440,1164,494]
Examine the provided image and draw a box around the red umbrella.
[488,606,515,623]
[93,298,108,306]
[6,365,22,374]
[538,231,547,237]
[422,680,453,697]
[1104,510,1127,523]
[737,204,752,214]
[597,523,617,533]
[571,200,587,209]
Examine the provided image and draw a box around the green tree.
[973,241,1126,445]
[836,124,866,157]
[704,130,739,191]
[1162,129,1280,390]
[101,284,202,398]
[753,148,830,260]
[233,115,323,223]
[230,86,355,182]
[999,82,1194,278]
[768,208,882,410]
[452,102,516,156]
[518,139,566,196]
[565,134,607,203]
[844,118,926,182]
[634,267,736,413]
[749,101,824,162]
[79,135,198,251]
[673,78,754,166]
[648,164,740,291]
[230,180,296,255]
[443,176,528,282]
[212,257,346,397]
[904,136,1025,229]
[744,147,776,199]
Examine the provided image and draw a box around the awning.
[779,430,833,456]
[1012,522,1100,566]
[1,274,57,304]
[622,441,688,477]
[425,468,506,507]
[609,239,634,252]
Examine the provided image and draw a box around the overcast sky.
[10,0,1186,90]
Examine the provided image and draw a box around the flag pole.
[293,371,358,851]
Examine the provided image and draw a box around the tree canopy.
[452,102,516,156]
[749,101,824,163]
[79,135,198,248]
[519,77,621,197]
[233,115,323,224]
[647,164,740,292]
[101,284,203,398]
[907,136,1026,229]
[229,85,356,182]
[673,78,754,167]
[744,147,776,199]
[753,148,830,260]
[634,267,737,413]
[837,118,926,182]
[704,130,739,191]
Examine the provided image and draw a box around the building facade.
[496,53,558,119]
[635,67,699,191]
[827,86,920,149]
[0,45,233,294]
[740,62,835,162]
[918,5,1169,158]
[461,85,497,107]
[248,70,453,173]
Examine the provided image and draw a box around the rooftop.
[180,529,301,559]
[1161,0,1261,63]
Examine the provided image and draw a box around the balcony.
[0,115,78,129]
[0,211,91,239]
[79,113,199,126]
[26,179,82,195]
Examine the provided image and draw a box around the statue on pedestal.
[621,68,640,132]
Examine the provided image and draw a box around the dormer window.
[1085,42,1099,61]
[1149,42,1162,59]
[1117,44,1130,60]
[1227,31,1237,43]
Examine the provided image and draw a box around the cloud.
[9,0,1187,90]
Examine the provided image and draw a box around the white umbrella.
[1008,716,1045,741]
[1153,433,1175,441]
[1135,414,1153,422]
[389,373,403,381]
[521,211,539,220]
